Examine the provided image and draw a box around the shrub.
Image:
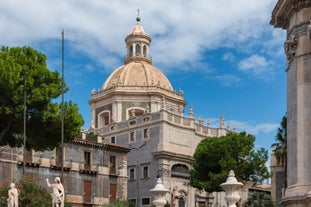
[0,174,52,207]
[103,199,136,207]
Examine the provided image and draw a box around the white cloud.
[238,55,275,80]
[231,120,279,135]
[206,118,278,136]
[0,0,280,75]
[222,52,235,62]
[213,74,241,86]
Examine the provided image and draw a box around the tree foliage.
[0,46,84,150]
[271,115,287,188]
[243,191,275,207]
[103,200,136,207]
[189,132,270,192]
[0,174,51,207]
[271,116,287,165]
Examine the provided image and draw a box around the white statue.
[46,177,64,207]
[7,183,18,207]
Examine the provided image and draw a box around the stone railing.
[91,85,184,101]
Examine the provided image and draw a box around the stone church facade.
[270,0,311,206]
[0,16,233,207]
[87,17,231,207]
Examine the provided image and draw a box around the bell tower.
[270,1,311,206]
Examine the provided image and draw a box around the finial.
[136,9,141,23]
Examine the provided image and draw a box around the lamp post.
[22,67,27,174]
[150,176,169,207]
[220,170,243,207]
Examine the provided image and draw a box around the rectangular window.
[129,131,135,142]
[110,156,116,174]
[24,149,33,163]
[141,198,150,206]
[56,147,62,165]
[84,151,91,165]
[104,113,109,125]
[84,151,91,171]
[129,168,135,180]
[143,128,149,139]
[142,165,149,179]
[111,136,116,144]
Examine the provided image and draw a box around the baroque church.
[0,15,235,207]
[87,16,231,207]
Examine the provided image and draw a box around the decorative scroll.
[284,34,298,62]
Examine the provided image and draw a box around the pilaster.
[270,1,311,206]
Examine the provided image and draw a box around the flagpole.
[61,30,65,183]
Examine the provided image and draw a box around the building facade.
[0,132,130,207]
[270,1,311,206]
[88,17,231,207]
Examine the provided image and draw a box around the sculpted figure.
[46,177,64,207]
[7,183,18,207]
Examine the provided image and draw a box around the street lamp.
[22,67,27,174]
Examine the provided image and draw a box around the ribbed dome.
[102,61,173,91]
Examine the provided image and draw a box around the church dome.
[102,16,174,92]
[102,61,173,90]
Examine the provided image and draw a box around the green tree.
[0,46,84,150]
[0,182,10,206]
[243,191,275,207]
[189,132,270,192]
[271,115,287,188]
[0,174,52,207]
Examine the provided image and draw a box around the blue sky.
[0,0,286,153]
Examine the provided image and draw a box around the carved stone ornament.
[157,167,170,177]
[284,34,298,62]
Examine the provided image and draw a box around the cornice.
[152,150,195,163]
[270,0,311,29]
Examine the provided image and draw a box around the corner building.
[88,17,230,207]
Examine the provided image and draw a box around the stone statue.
[7,183,18,207]
[46,177,64,207]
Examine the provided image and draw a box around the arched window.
[98,111,110,128]
[129,45,133,57]
[135,44,141,56]
[143,45,147,57]
[179,198,185,207]
[171,164,189,178]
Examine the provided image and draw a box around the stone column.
[270,1,311,206]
